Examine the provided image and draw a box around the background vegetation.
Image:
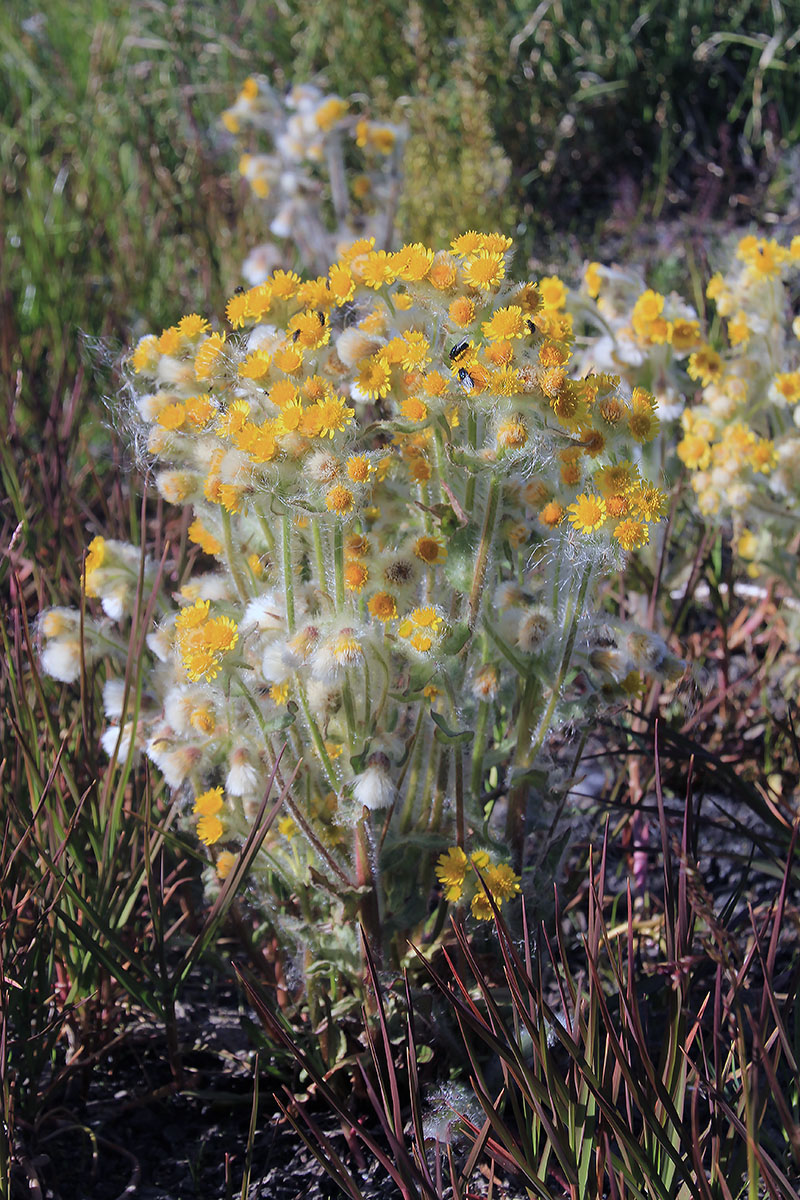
[2,0,800,1196]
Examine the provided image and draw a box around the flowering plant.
[221,76,405,282]
[40,231,679,1013]
[573,234,800,589]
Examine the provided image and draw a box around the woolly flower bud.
[41,638,83,683]
[103,678,127,720]
[335,328,383,368]
[471,664,500,702]
[101,722,136,759]
[146,736,203,789]
[352,753,395,810]
[516,607,553,653]
[226,747,261,797]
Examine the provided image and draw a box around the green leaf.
[430,711,473,744]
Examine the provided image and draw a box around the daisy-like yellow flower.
[270,269,301,300]
[470,891,494,920]
[188,519,222,556]
[360,250,396,289]
[356,356,392,399]
[484,862,521,902]
[482,305,525,341]
[177,314,210,338]
[463,250,506,292]
[538,275,567,309]
[677,433,711,471]
[193,787,224,816]
[325,484,355,514]
[393,242,434,282]
[216,850,237,880]
[688,346,723,387]
[540,501,565,527]
[567,493,607,533]
[584,262,603,298]
[344,560,369,592]
[399,331,431,370]
[772,372,800,405]
[226,292,251,329]
[157,402,186,431]
[316,395,355,438]
[367,591,397,621]
[412,535,447,565]
[194,333,227,381]
[435,846,469,901]
[346,454,372,483]
[612,519,649,551]
[450,230,484,257]
[399,396,428,422]
[197,814,224,846]
[497,417,528,449]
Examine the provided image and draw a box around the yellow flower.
[325,484,355,514]
[539,276,567,309]
[356,356,392,399]
[216,850,236,880]
[612,519,649,551]
[193,787,224,816]
[412,536,447,565]
[315,96,349,131]
[688,346,723,387]
[346,454,372,482]
[197,814,224,846]
[567,493,607,533]
[367,591,397,621]
[316,395,355,438]
[344,560,369,592]
[177,314,210,338]
[450,231,484,257]
[482,305,524,341]
[436,846,469,901]
[470,891,494,920]
[484,862,521,902]
[399,331,431,370]
[194,333,227,381]
[399,397,428,422]
[584,261,603,298]
[188,520,222,556]
[393,243,434,282]
[463,251,506,292]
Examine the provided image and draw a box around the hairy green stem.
[281,511,295,633]
[468,475,500,627]
[221,507,249,606]
[333,524,344,609]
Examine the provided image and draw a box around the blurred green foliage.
[2,0,798,398]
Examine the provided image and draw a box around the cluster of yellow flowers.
[222,76,405,281]
[40,232,675,983]
[576,234,800,584]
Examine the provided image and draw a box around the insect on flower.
[449,339,470,362]
[458,367,475,392]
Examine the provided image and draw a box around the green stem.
[296,683,337,789]
[470,699,490,801]
[505,562,594,863]
[312,521,328,597]
[468,475,500,628]
[342,671,357,747]
[529,562,594,766]
[464,411,478,511]
[333,524,344,609]
[221,507,249,606]
[255,507,276,553]
[281,511,295,633]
